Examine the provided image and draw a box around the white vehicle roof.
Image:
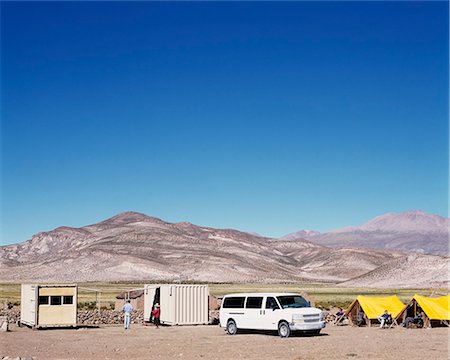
[222,293,304,297]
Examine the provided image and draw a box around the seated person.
[378,310,393,328]
[402,316,414,328]
[413,312,424,328]
[334,307,345,324]
[357,311,365,327]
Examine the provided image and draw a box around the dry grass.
[208,283,443,309]
[1,282,445,309]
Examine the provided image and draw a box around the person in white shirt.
[121,300,133,330]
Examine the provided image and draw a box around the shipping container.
[144,284,209,325]
[20,284,77,328]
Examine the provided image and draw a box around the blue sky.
[1,1,448,245]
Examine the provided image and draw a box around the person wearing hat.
[152,304,161,328]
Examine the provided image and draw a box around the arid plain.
[1,323,448,360]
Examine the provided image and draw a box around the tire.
[226,319,238,335]
[278,321,291,338]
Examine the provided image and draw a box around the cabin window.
[265,297,280,310]
[63,296,73,305]
[246,297,263,309]
[38,296,49,305]
[222,297,245,308]
[50,296,62,306]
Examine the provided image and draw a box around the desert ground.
[1,323,448,360]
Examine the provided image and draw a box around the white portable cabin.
[20,284,77,328]
[144,284,209,325]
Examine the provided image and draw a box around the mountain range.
[0,210,448,287]
[282,210,449,256]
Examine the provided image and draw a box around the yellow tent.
[396,294,450,328]
[344,295,405,325]
[413,295,450,320]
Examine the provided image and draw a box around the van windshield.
[277,296,310,309]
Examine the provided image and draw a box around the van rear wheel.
[226,319,237,335]
[278,321,291,338]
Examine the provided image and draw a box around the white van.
[219,293,325,338]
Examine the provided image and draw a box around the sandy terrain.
[1,323,448,360]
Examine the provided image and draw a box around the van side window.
[222,297,245,308]
[246,297,263,309]
[265,297,280,310]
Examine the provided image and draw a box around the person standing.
[122,300,133,330]
[152,303,161,328]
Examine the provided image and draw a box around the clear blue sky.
[1,1,448,245]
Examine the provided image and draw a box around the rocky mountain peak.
[281,229,321,240]
[282,210,449,255]
[358,210,449,233]
[96,211,165,226]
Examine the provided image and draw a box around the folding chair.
[334,314,346,325]
[388,318,399,328]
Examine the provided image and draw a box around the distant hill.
[0,211,448,287]
[339,254,450,288]
[282,210,449,255]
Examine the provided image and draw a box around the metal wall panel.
[37,286,77,327]
[144,284,209,325]
[160,284,209,325]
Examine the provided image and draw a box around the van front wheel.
[226,319,237,335]
[278,321,291,338]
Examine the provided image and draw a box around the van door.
[241,296,264,329]
[221,296,246,328]
[259,296,282,330]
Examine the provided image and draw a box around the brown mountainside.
[0,212,447,286]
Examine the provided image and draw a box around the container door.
[159,285,174,325]
[144,285,158,322]
[30,285,38,325]
[20,284,37,326]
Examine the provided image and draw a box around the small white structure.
[144,284,209,325]
[21,284,77,328]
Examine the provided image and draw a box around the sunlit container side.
[144,284,209,325]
